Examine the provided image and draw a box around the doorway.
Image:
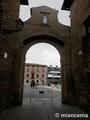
[23,42,62,105]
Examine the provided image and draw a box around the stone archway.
[18,34,73,106]
[10,6,75,107]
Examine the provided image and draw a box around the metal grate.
[30,90,53,103]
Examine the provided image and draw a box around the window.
[26,80,28,83]
[83,37,90,54]
[83,16,90,54]
[26,74,29,77]
[41,15,48,25]
[37,80,39,83]
[31,73,34,79]
[83,15,90,35]
[42,74,44,77]
[37,74,39,78]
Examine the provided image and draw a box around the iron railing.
[30,90,53,103]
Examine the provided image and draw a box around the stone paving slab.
[0,85,89,120]
[0,100,89,120]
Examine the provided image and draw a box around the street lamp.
[2,18,24,36]
[15,18,24,32]
[0,6,24,65]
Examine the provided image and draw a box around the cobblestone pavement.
[0,84,89,120]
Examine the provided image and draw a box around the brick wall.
[70,0,90,110]
[0,0,21,112]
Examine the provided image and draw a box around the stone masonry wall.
[0,0,90,113]
[0,0,21,112]
[70,0,90,111]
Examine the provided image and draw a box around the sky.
[19,0,70,26]
[25,43,60,67]
[19,0,70,67]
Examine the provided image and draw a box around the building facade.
[47,65,61,84]
[24,63,48,85]
[47,71,61,84]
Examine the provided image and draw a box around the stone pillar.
[61,38,76,105]
[10,41,24,105]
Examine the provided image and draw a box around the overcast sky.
[25,43,60,67]
[19,0,70,67]
[19,0,70,25]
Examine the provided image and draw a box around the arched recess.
[19,34,69,105]
[23,35,64,56]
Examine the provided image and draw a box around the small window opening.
[83,15,90,35]
[41,15,48,25]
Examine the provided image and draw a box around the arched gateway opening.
[20,35,69,106]
[16,4,73,107]
[23,42,61,105]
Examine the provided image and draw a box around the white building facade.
[47,71,61,84]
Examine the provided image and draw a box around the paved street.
[0,84,89,120]
[23,84,61,105]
